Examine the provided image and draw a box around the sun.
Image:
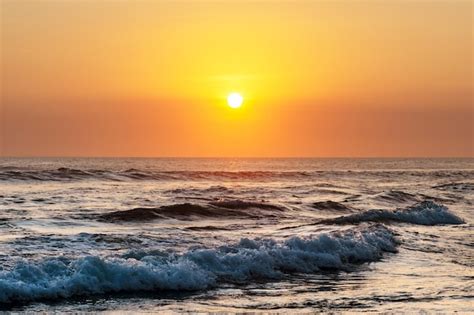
[227,92,243,108]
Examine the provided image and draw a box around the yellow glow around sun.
[227,93,243,108]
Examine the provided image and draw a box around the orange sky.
[1,0,473,157]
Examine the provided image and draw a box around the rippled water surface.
[0,158,472,312]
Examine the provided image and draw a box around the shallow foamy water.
[0,158,472,312]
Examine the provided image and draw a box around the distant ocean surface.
[0,158,472,312]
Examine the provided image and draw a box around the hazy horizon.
[1,155,474,159]
[1,0,473,157]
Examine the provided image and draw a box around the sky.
[1,0,473,157]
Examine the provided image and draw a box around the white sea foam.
[321,201,465,225]
[0,225,397,304]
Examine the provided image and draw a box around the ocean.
[0,158,472,312]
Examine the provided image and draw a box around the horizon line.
[1,155,473,159]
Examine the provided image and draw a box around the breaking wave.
[319,201,465,226]
[0,225,397,304]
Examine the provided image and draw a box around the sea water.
[0,158,472,312]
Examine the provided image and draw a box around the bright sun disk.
[227,93,243,108]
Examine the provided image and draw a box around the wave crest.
[0,225,397,304]
[98,201,283,222]
[319,201,464,226]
